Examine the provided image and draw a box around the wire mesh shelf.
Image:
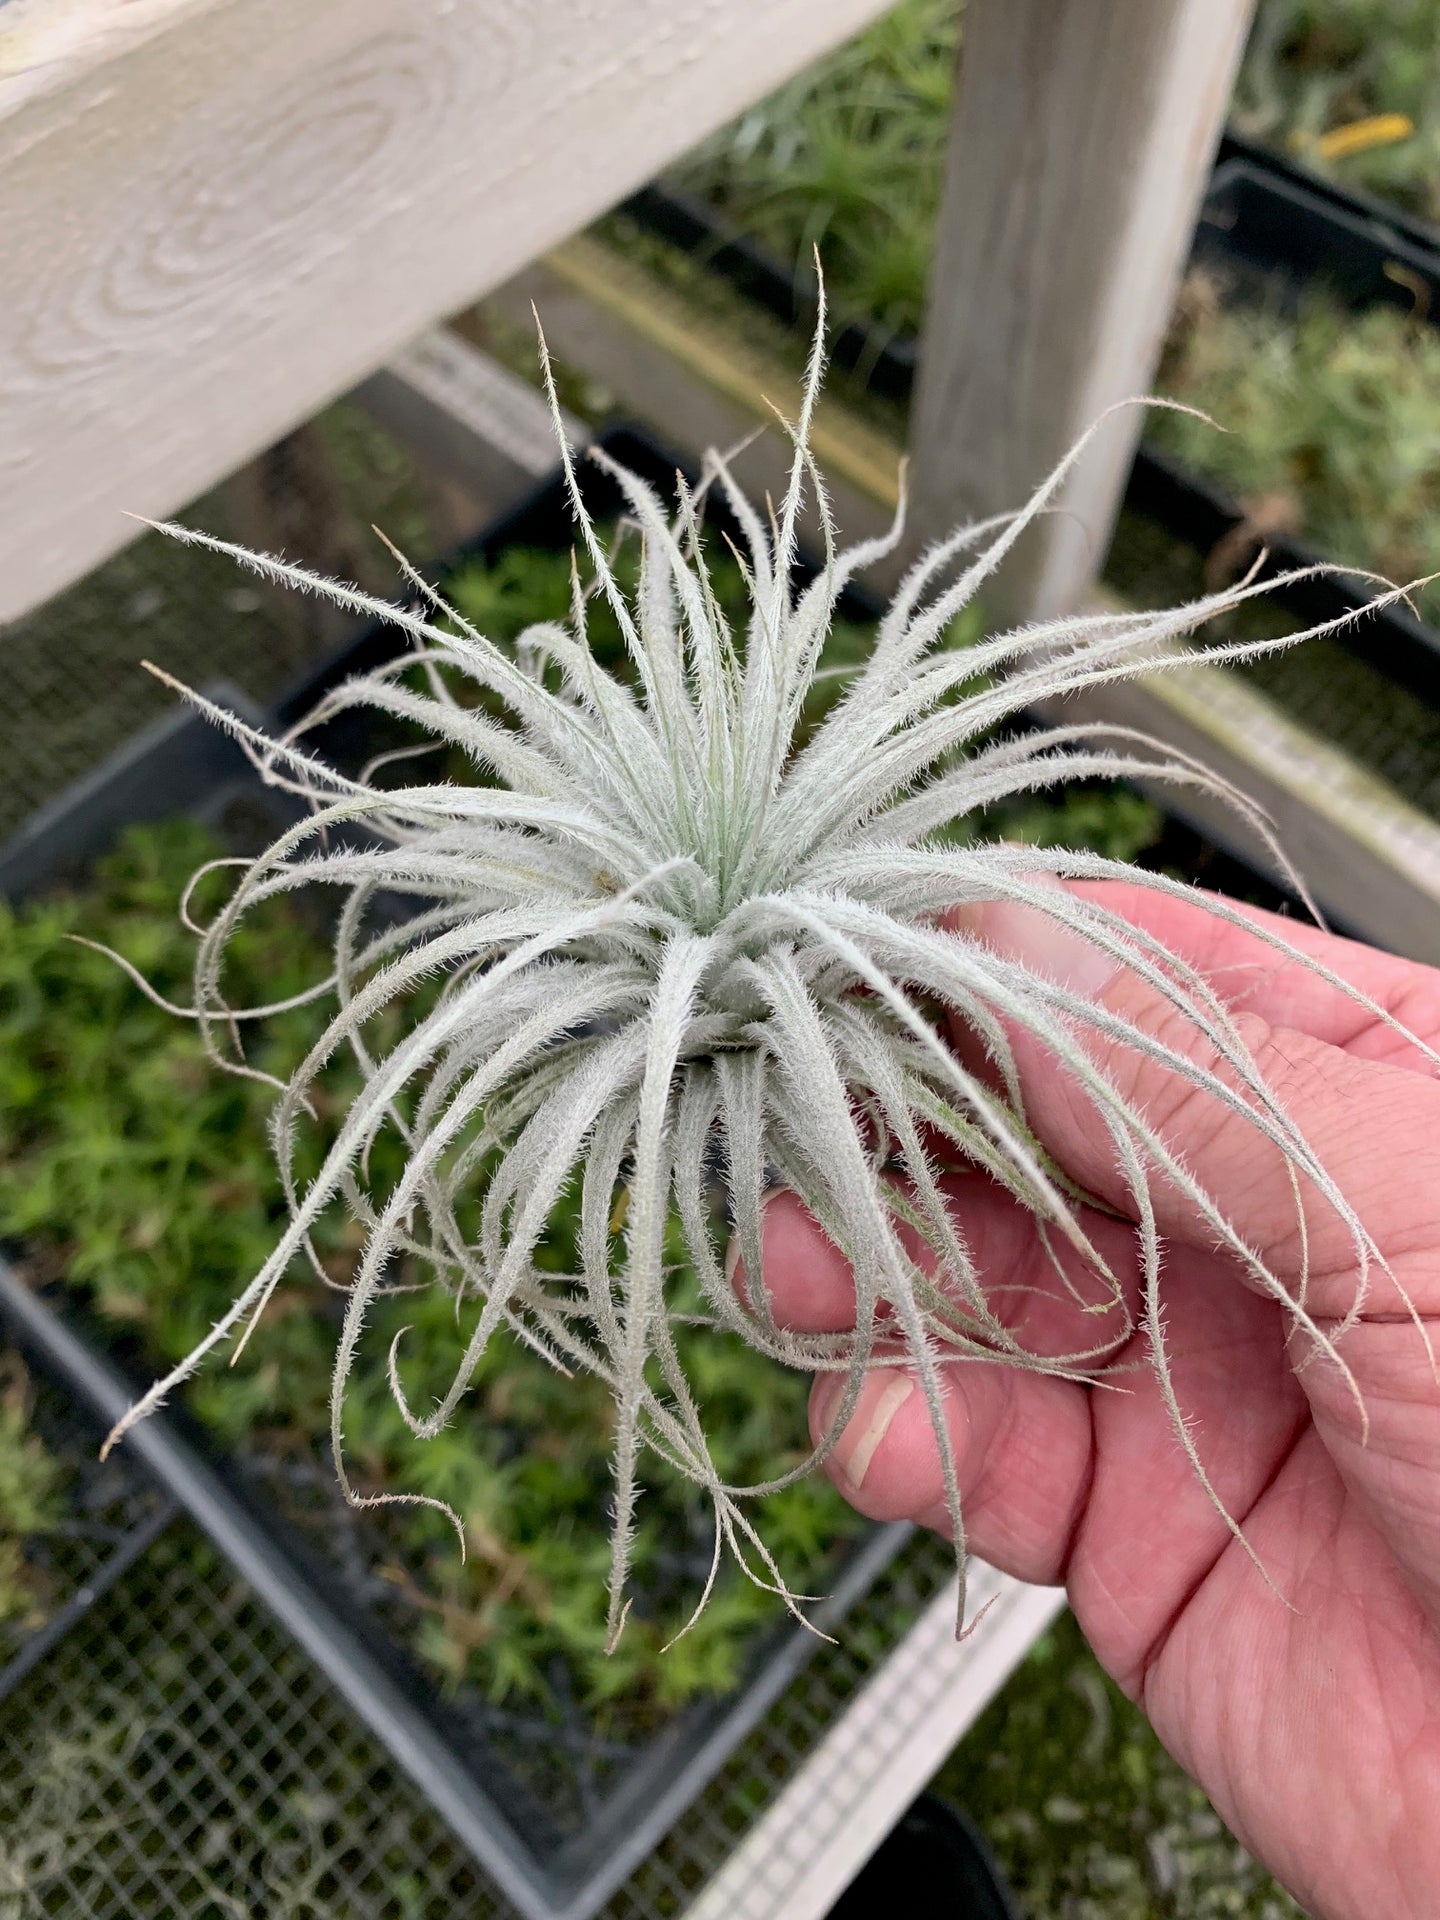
[0,1324,953,1920]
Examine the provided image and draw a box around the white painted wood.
[353,326,586,514]
[0,0,897,624]
[684,1566,1067,1920]
[908,0,1255,623]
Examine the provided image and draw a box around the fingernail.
[724,1229,742,1289]
[820,1371,915,1490]
[952,891,1119,1001]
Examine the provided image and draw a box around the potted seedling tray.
[0,1259,905,1920]
[619,144,1440,710]
[0,427,918,1920]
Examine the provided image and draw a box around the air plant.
[100,307,1432,1650]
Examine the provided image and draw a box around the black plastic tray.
[0,428,910,1920]
[619,138,1440,709]
[1206,129,1440,319]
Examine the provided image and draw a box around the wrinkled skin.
[738,884,1440,1920]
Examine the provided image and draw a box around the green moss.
[933,1611,1308,1918]
[1153,283,1440,621]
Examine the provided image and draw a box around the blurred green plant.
[1153,274,1440,620]
[0,1350,66,1643]
[0,1697,158,1918]
[1234,0,1440,221]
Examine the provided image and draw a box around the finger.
[807,1349,1096,1587]
[729,1189,857,1335]
[734,1176,1139,1359]
[1059,878,1440,1066]
[949,893,1440,1324]
[805,1231,1307,1620]
[1285,1317,1440,1630]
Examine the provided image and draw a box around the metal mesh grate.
[0,1311,954,1920]
[0,1490,951,1919]
[0,1361,171,1687]
[0,1532,513,1920]
[0,403,470,842]
[1106,501,1440,824]
[221,1435,859,1853]
[608,1532,955,1919]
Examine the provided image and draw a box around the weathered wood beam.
[0,0,895,623]
[907,0,1255,623]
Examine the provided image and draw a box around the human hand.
[737,882,1440,1920]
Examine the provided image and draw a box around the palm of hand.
[1067,1240,1437,1920]
[758,884,1440,1920]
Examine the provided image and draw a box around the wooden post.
[907,0,1255,623]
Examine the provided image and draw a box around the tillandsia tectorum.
[99,308,1437,1649]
